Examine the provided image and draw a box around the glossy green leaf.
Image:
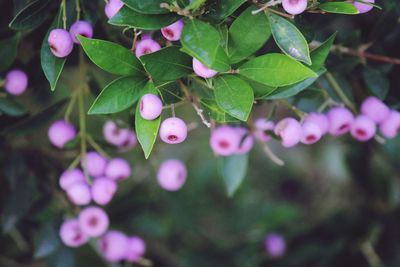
[0,96,27,117]
[185,0,207,11]
[122,0,172,14]
[200,99,239,123]
[9,0,51,30]
[228,6,271,63]
[78,36,144,76]
[219,154,249,197]
[310,33,337,71]
[158,82,184,104]
[89,76,147,114]
[207,0,246,20]
[0,34,20,72]
[319,2,360,14]
[214,75,254,121]
[238,53,317,87]
[363,67,389,99]
[267,12,311,65]
[34,221,60,258]
[245,79,277,99]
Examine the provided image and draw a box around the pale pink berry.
[264,233,286,258]
[159,117,188,144]
[48,120,77,148]
[274,118,303,148]
[59,168,85,191]
[135,39,161,58]
[141,34,151,40]
[91,177,118,206]
[192,58,218,79]
[59,219,89,248]
[361,96,390,123]
[353,0,374,13]
[282,0,308,15]
[125,236,146,262]
[303,112,329,135]
[105,0,124,19]
[81,151,107,177]
[380,110,400,139]
[253,118,275,142]
[66,181,91,206]
[301,122,322,145]
[157,159,187,191]
[78,206,109,237]
[4,69,28,95]
[139,94,163,120]
[351,115,376,141]
[69,20,93,44]
[120,131,137,151]
[99,231,128,263]
[235,128,254,154]
[210,126,241,156]
[103,120,130,147]
[327,107,354,136]
[161,20,184,41]
[104,158,131,181]
[48,29,74,58]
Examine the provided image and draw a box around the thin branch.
[260,141,285,166]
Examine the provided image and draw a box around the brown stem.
[341,47,400,65]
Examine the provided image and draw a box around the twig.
[252,0,283,14]
[325,72,357,113]
[360,241,384,267]
[260,141,285,166]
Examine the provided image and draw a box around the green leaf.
[267,12,311,65]
[207,0,247,20]
[0,96,27,117]
[319,2,360,14]
[185,0,207,11]
[214,75,253,121]
[363,67,389,99]
[122,0,172,14]
[200,99,239,123]
[89,76,147,114]
[78,36,145,76]
[228,6,271,64]
[0,34,20,72]
[310,32,337,71]
[140,46,192,82]
[135,82,161,159]
[219,154,249,197]
[245,79,277,99]
[9,0,51,30]
[109,6,179,30]
[158,81,184,104]
[238,53,317,87]
[34,221,61,258]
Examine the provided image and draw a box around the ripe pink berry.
[161,20,184,41]
[380,110,400,139]
[4,69,28,95]
[99,231,128,263]
[301,121,322,145]
[253,118,275,142]
[157,159,187,191]
[78,206,109,237]
[69,20,93,44]
[264,233,286,258]
[104,0,124,19]
[361,96,390,123]
[48,120,77,148]
[103,120,130,147]
[66,181,91,205]
[48,29,74,58]
[235,128,254,154]
[125,236,146,262]
[59,219,89,247]
[192,58,218,79]
[139,94,163,120]
[81,151,108,177]
[120,131,137,151]
[303,112,329,135]
[351,115,376,141]
[104,158,131,181]
[210,126,241,156]
[274,118,303,148]
[59,168,85,191]
[91,177,118,205]
[159,117,188,144]
[282,0,308,15]
[327,107,354,136]
[135,39,161,58]
[353,0,374,13]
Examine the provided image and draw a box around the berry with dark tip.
[103,120,130,147]
[78,206,109,237]
[159,117,188,144]
[351,115,376,141]
[135,39,161,58]
[301,121,322,145]
[327,107,354,136]
[69,20,93,44]
[254,118,275,142]
[210,126,241,156]
[48,29,74,58]
[139,94,163,120]
[59,219,89,247]
[99,231,128,263]
[104,158,131,181]
[161,20,184,41]
[235,127,254,154]
[274,118,303,148]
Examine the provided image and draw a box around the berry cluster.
[1,69,28,96]
[103,120,137,150]
[281,0,375,15]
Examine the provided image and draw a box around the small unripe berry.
[66,181,91,205]
[235,128,254,154]
[139,94,163,120]
[361,96,390,123]
[104,158,131,181]
[301,122,322,145]
[69,20,93,44]
[159,117,188,144]
[59,168,85,191]
[125,236,146,262]
[103,120,130,147]
[274,118,303,148]
[380,110,400,139]
[353,0,374,13]
[282,0,308,15]
[303,112,329,135]
[210,126,241,156]
[192,58,218,79]
[48,29,74,58]
[78,206,109,237]
[161,20,184,41]
[351,115,376,141]
[81,151,108,177]
[157,159,187,191]
[327,107,354,136]
[91,177,118,205]
[59,219,89,247]
[104,0,124,19]
[4,69,28,95]
[135,39,161,58]
[253,118,275,142]
[48,120,77,148]
[264,233,286,258]
[99,231,128,263]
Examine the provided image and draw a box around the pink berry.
[353,0,374,13]
[274,118,303,148]
[303,112,329,135]
[157,159,187,191]
[235,127,254,154]
[192,58,218,79]
[104,158,131,181]
[327,107,354,136]
[161,20,184,41]
[264,233,286,258]
[361,96,390,123]
[282,0,308,15]
[48,120,77,148]
[59,219,89,247]
[69,20,93,44]
[78,206,109,237]
[125,236,146,262]
[253,118,275,142]
[139,94,163,120]
[105,0,124,19]
[141,34,151,40]
[4,69,28,95]
[48,29,74,58]
[210,126,241,156]
[380,110,400,139]
[135,39,161,58]
[81,151,108,177]
[66,181,91,205]
[59,168,85,191]
[351,115,376,141]
[301,121,322,145]
[120,131,137,151]
[99,231,128,263]
[103,120,130,147]
[91,177,118,205]
[159,117,188,144]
